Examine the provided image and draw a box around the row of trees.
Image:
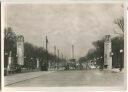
[4,27,17,67]
[4,27,65,69]
[79,36,124,68]
[79,17,124,69]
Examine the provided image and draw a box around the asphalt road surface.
[7,70,124,87]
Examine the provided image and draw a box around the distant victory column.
[104,35,112,70]
[70,45,76,62]
[72,45,74,59]
[17,35,24,65]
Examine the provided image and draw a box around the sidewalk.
[5,71,53,86]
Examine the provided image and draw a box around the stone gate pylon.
[17,35,24,65]
[104,35,112,70]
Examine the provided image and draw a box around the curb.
[5,74,43,86]
[5,71,54,86]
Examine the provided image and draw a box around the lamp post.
[93,57,97,68]
[54,45,56,69]
[5,52,8,67]
[46,36,48,71]
[4,52,8,75]
[119,49,123,71]
[5,52,8,56]
[110,52,114,69]
[30,57,33,70]
[57,49,59,70]
[100,56,104,70]
[7,51,12,74]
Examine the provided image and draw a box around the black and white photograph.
[2,2,126,91]
[0,2,1,90]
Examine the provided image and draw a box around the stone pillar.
[37,59,40,68]
[7,51,12,71]
[104,35,112,70]
[17,35,24,65]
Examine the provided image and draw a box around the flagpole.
[46,36,48,71]
[72,45,74,59]
[54,45,56,70]
[57,49,59,70]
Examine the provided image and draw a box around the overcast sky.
[4,3,123,59]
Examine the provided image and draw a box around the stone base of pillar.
[107,66,112,70]
[103,65,112,71]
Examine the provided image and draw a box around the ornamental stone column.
[104,35,112,70]
[17,35,24,65]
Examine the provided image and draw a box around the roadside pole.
[46,36,48,71]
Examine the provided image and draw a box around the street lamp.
[5,53,8,55]
[100,56,104,70]
[110,52,114,56]
[120,49,123,53]
[119,49,123,71]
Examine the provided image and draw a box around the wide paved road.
[8,70,124,87]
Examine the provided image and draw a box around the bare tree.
[114,17,124,32]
